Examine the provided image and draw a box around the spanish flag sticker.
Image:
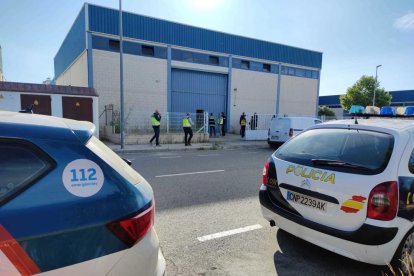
[340,196,366,213]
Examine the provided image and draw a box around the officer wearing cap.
[182,112,194,146]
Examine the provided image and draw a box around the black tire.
[268,141,277,149]
[391,228,414,274]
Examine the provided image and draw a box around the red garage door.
[62,97,93,123]
[20,94,52,115]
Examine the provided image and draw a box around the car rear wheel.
[392,229,414,274]
[268,141,281,149]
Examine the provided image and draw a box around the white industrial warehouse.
[54,3,323,134]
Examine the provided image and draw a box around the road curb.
[111,143,269,154]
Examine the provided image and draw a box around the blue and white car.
[260,118,414,273]
[0,111,165,275]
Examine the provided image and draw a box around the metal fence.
[243,113,274,131]
[100,105,208,134]
[99,105,337,136]
[240,113,337,131]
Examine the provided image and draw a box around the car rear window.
[275,128,394,175]
[0,140,55,204]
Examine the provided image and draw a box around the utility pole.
[372,64,382,106]
[119,0,125,148]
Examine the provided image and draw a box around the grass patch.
[384,254,414,275]
[210,142,223,150]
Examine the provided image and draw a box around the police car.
[0,111,165,275]
[260,117,414,272]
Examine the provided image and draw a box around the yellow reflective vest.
[182,117,191,127]
[151,115,160,126]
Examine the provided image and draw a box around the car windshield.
[275,128,394,175]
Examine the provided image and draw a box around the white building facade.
[54,4,323,132]
[0,81,99,133]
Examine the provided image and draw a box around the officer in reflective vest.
[240,112,246,138]
[209,113,216,138]
[150,110,161,146]
[219,112,226,136]
[182,112,193,146]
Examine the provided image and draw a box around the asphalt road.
[121,148,388,276]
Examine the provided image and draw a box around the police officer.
[240,112,246,138]
[182,112,194,146]
[150,109,161,146]
[219,112,225,136]
[250,112,258,130]
[209,113,216,138]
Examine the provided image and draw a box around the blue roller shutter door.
[171,69,228,117]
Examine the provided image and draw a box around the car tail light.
[262,159,270,185]
[367,182,398,221]
[289,128,294,137]
[107,202,154,247]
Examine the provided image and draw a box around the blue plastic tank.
[349,105,365,114]
[404,106,414,115]
[380,106,395,115]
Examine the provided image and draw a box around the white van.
[267,116,322,146]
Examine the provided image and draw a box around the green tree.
[340,75,391,111]
[318,106,336,117]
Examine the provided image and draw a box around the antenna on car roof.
[19,104,34,114]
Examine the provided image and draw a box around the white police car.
[0,111,165,275]
[260,117,414,272]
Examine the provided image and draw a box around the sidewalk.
[106,134,269,154]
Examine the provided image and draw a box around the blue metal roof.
[54,5,86,79]
[87,4,322,69]
[389,90,414,103]
[319,90,414,106]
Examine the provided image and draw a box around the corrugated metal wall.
[54,6,86,79]
[171,69,228,117]
[87,4,322,69]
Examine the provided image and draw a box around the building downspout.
[276,63,282,115]
[167,46,172,112]
[227,56,232,132]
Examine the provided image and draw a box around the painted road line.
[160,156,182,159]
[240,151,258,155]
[156,170,224,178]
[197,154,220,157]
[197,224,263,242]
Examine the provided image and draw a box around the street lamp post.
[372,64,382,106]
[119,0,125,149]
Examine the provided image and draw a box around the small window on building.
[183,53,193,62]
[241,60,250,69]
[263,63,271,72]
[209,56,219,65]
[288,67,295,76]
[108,39,120,50]
[142,45,154,56]
[296,68,305,77]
